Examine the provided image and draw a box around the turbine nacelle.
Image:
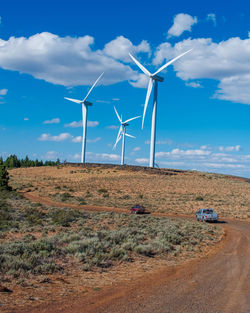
[151,75,164,82]
[84,101,93,106]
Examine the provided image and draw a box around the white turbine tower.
[129,49,192,168]
[64,73,104,164]
[113,107,140,165]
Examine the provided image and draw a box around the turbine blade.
[125,133,135,139]
[113,126,122,149]
[82,72,104,103]
[64,97,82,104]
[129,53,151,76]
[124,115,141,124]
[142,78,153,129]
[114,106,122,123]
[153,49,192,76]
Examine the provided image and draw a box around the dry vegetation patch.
[9,165,250,219]
[0,188,223,310]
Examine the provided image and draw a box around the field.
[9,164,250,219]
[0,164,234,311]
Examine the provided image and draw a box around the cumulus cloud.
[87,137,101,143]
[43,118,60,124]
[153,144,250,176]
[203,163,245,169]
[38,132,84,143]
[106,125,119,130]
[86,152,120,162]
[88,121,99,127]
[185,81,202,88]
[145,139,173,145]
[104,36,150,62]
[72,136,82,143]
[41,151,59,160]
[133,147,141,152]
[135,158,149,164]
[153,36,250,104]
[167,13,198,38]
[219,145,241,152]
[0,32,144,87]
[156,149,211,158]
[206,13,216,26]
[0,88,7,95]
[38,133,72,142]
[65,120,99,128]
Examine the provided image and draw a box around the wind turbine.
[129,49,192,168]
[113,107,140,165]
[64,73,104,164]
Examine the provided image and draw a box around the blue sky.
[1,0,250,177]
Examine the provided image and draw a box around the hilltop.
[9,163,250,220]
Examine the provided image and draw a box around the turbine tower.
[64,73,104,164]
[113,106,140,165]
[129,49,192,168]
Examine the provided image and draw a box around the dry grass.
[0,186,223,311]
[9,164,250,219]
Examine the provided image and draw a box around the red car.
[130,204,145,214]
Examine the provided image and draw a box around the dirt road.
[17,194,250,313]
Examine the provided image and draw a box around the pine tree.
[0,165,10,190]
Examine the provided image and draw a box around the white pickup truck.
[196,208,218,222]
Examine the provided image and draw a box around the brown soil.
[6,220,250,313]
[9,164,250,219]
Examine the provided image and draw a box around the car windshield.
[204,209,213,214]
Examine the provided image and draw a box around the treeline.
[0,155,61,169]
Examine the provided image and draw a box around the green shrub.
[134,244,154,256]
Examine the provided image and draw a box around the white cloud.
[145,139,173,145]
[38,133,72,142]
[206,13,216,26]
[65,120,99,128]
[167,13,198,38]
[158,161,185,166]
[88,121,99,127]
[219,145,241,152]
[130,73,149,88]
[153,36,250,104]
[24,117,29,121]
[0,88,8,95]
[106,125,119,130]
[112,98,120,101]
[43,118,60,124]
[86,151,120,162]
[204,163,245,169]
[133,147,141,152]
[135,158,149,164]
[104,36,150,62]
[200,145,209,150]
[42,151,59,160]
[185,81,202,88]
[72,136,82,143]
[65,121,82,128]
[96,100,110,104]
[156,149,211,158]
[0,32,144,87]
[87,137,101,143]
